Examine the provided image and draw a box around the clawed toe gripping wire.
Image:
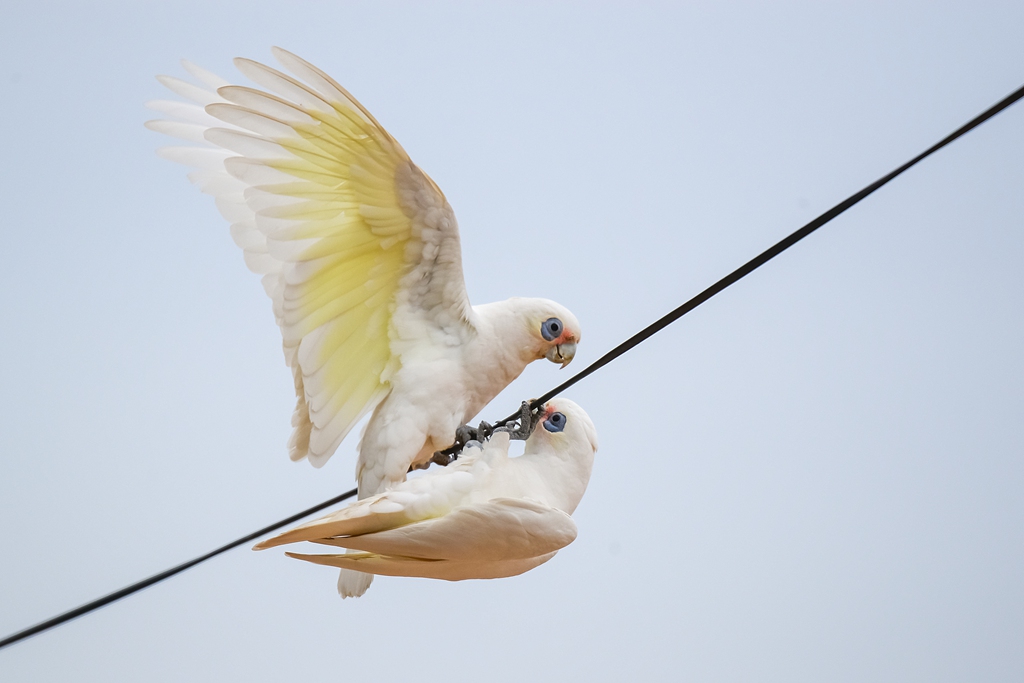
[423,401,540,467]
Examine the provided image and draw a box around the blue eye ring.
[541,317,563,342]
[543,412,566,433]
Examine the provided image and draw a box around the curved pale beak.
[545,341,577,368]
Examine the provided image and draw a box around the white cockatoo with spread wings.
[255,399,598,589]
[148,48,581,596]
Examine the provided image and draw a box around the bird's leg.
[497,401,538,441]
[424,408,533,473]
[476,421,494,441]
[427,449,455,468]
[455,424,479,445]
[419,423,477,471]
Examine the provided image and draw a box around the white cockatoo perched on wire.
[254,399,598,588]
[146,49,581,494]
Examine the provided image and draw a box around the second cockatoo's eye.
[543,412,566,433]
[541,318,563,341]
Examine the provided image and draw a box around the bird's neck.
[517,442,594,514]
[460,300,541,416]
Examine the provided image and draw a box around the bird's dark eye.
[543,412,566,433]
[541,317,563,341]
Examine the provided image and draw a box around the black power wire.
[0,490,358,650]
[2,80,1022,652]
[512,81,1024,419]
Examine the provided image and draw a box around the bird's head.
[528,397,599,455]
[520,398,598,514]
[513,298,581,368]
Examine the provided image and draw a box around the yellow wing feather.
[247,70,415,465]
[150,48,472,466]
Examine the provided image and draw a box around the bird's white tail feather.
[337,566,374,598]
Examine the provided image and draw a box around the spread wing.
[147,48,474,466]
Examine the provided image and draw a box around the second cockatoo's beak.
[545,341,577,368]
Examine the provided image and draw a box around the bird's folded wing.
[285,550,559,581]
[311,498,578,561]
[253,464,482,549]
[147,48,475,466]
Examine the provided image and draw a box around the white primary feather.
[289,550,561,581]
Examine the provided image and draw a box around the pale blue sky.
[1,2,1022,681]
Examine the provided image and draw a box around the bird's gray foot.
[428,450,454,468]
[455,424,478,446]
[496,401,539,441]
[475,421,494,441]
[420,422,479,471]
[427,409,535,472]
